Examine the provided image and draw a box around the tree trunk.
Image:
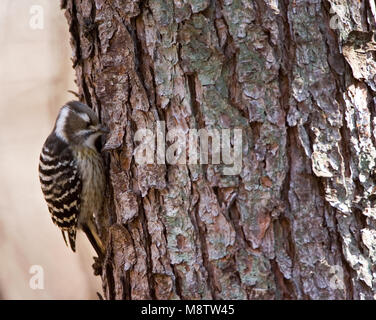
[61,0,376,300]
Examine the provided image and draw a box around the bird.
[38,101,108,257]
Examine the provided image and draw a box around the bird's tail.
[81,220,105,258]
[61,229,77,252]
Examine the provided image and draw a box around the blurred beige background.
[0,0,101,299]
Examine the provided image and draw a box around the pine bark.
[62,0,376,300]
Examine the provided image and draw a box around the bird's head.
[54,101,109,150]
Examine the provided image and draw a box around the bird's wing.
[38,133,81,252]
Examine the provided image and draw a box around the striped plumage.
[39,133,81,250]
[39,101,107,256]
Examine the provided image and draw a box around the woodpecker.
[39,101,108,257]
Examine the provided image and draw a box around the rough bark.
[61,0,376,300]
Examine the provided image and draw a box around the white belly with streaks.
[75,148,105,227]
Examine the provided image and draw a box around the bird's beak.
[97,125,110,134]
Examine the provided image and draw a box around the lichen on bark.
[62,0,376,299]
